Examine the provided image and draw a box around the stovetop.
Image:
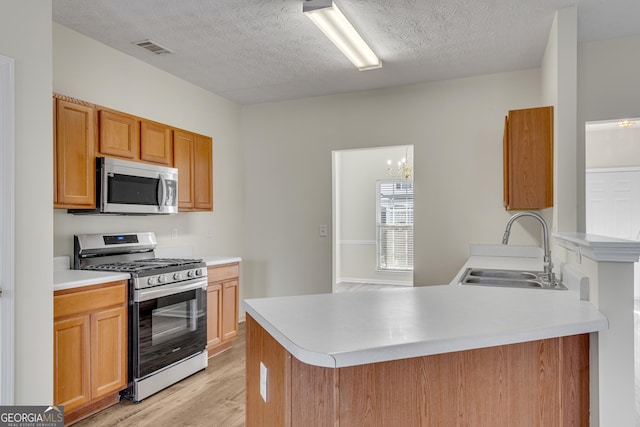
[74,232,208,288]
[83,258,204,273]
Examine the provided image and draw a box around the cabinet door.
[54,315,91,412]
[91,305,127,400]
[207,283,222,355]
[141,120,173,166]
[98,110,139,159]
[194,135,213,210]
[221,280,239,341]
[174,130,195,210]
[55,99,96,208]
[504,106,553,210]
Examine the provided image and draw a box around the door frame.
[0,53,15,405]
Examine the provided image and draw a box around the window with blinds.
[376,180,414,271]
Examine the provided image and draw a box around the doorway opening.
[584,117,640,422]
[332,146,414,293]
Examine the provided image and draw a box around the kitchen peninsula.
[243,248,607,426]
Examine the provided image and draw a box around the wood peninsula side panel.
[246,315,291,427]
[246,315,589,426]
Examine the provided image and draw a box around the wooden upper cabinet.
[194,134,213,210]
[53,93,214,213]
[140,120,173,166]
[98,109,139,159]
[174,130,213,211]
[503,106,554,210]
[54,96,96,209]
[174,130,195,209]
[98,111,172,166]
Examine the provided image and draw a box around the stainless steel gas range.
[74,232,208,402]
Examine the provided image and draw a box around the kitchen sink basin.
[460,268,567,290]
[463,277,543,288]
[468,269,537,280]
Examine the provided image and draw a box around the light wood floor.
[74,324,246,427]
[72,284,405,426]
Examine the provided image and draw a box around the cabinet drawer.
[54,281,127,319]
[208,263,239,283]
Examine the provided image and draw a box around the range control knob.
[173,272,182,281]
[195,269,203,277]
[158,275,167,283]
[147,277,156,286]
[187,270,195,278]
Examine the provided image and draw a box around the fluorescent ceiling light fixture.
[303,0,381,71]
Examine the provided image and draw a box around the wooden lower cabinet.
[207,263,239,357]
[54,281,128,425]
[246,315,590,426]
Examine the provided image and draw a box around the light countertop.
[242,247,608,368]
[201,256,241,267]
[54,270,130,292]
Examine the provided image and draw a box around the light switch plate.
[260,362,268,402]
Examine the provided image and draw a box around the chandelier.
[387,147,413,179]
[617,120,636,128]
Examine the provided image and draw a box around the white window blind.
[376,180,413,271]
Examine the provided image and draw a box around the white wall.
[337,146,413,286]
[0,0,53,404]
[543,7,577,234]
[52,24,244,264]
[577,34,640,231]
[242,69,544,298]
[586,125,640,168]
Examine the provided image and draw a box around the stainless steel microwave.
[70,157,178,215]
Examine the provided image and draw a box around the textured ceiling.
[52,0,640,105]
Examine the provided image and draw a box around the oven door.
[133,278,207,379]
[101,157,178,215]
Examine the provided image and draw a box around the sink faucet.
[501,211,557,286]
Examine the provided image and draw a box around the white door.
[0,53,15,405]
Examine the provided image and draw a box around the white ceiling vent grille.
[133,39,174,55]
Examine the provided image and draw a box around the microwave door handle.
[158,175,167,207]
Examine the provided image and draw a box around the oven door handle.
[135,279,207,302]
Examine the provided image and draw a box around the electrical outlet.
[319,225,328,237]
[260,362,268,402]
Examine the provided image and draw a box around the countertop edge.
[244,304,338,368]
[54,271,131,291]
[203,256,242,267]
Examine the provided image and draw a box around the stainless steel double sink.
[459,268,567,290]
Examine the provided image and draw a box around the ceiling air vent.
[133,39,174,55]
